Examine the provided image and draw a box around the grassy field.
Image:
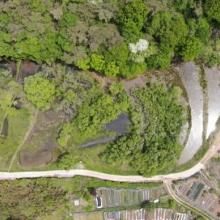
[0,108,31,171]
[48,143,138,175]
[74,144,137,175]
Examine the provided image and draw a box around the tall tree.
[116,0,148,41]
[24,74,56,110]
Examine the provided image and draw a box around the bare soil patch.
[8,60,40,80]
[20,150,52,167]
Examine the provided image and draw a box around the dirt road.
[0,143,219,182]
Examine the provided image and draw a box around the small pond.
[80,113,131,148]
[105,113,130,135]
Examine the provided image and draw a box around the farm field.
[0,103,32,171]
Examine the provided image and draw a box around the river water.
[176,62,204,164]
[205,67,220,139]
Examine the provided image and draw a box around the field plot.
[104,208,192,220]
[0,108,31,170]
[95,187,166,208]
[18,109,66,169]
[73,212,103,220]
[205,67,220,138]
[176,62,204,164]
[104,209,146,220]
[152,208,192,220]
[74,209,192,220]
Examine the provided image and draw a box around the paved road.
[0,144,219,182]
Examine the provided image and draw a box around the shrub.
[180,37,202,61]
[75,58,90,70]
[90,54,105,72]
[104,61,120,77]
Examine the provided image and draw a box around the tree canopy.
[0,0,218,76]
[116,0,148,41]
[24,74,56,110]
[204,0,220,23]
[102,84,185,176]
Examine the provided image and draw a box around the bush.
[75,58,90,70]
[58,90,130,146]
[180,37,202,61]
[0,2,60,63]
[202,52,220,67]
[195,18,211,43]
[146,49,173,69]
[59,11,77,27]
[90,54,105,72]
[56,153,79,169]
[104,61,120,77]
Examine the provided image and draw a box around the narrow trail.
[7,110,38,172]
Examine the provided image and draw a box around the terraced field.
[95,187,166,208]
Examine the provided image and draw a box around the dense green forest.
[0,0,219,78]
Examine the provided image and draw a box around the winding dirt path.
[0,143,219,182]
